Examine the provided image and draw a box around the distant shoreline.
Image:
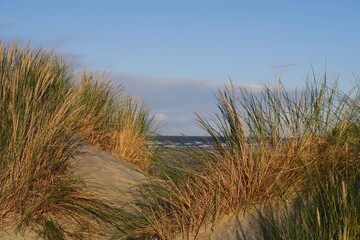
[153,135,217,148]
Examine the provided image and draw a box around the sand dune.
[72,145,147,202]
[1,145,147,240]
[2,145,258,239]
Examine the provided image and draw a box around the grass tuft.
[74,70,155,171]
[0,42,154,239]
[114,72,359,239]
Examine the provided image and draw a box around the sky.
[1,0,360,135]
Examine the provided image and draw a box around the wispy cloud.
[270,63,300,78]
[110,72,263,135]
[154,113,168,121]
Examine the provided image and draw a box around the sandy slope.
[1,145,146,240]
[196,211,260,240]
[72,145,147,202]
[2,145,258,239]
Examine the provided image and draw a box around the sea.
[154,136,219,149]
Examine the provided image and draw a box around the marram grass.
[114,74,359,239]
[1,41,359,239]
[0,42,154,239]
[74,70,155,171]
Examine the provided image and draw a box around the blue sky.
[1,0,359,135]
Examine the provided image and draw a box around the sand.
[72,145,147,202]
[1,145,146,240]
[195,211,260,240]
[1,145,257,240]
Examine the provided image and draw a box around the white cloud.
[109,72,266,135]
[154,113,168,121]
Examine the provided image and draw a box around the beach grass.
[114,73,359,239]
[1,41,359,239]
[74,70,155,171]
[253,78,360,239]
[0,42,154,239]
[255,174,360,240]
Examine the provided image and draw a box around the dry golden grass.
[0,42,154,239]
[73,72,155,171]
[2,41,358,239]
[108,122,151,170]
[117,76,359,239]
[255,125,360,239]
